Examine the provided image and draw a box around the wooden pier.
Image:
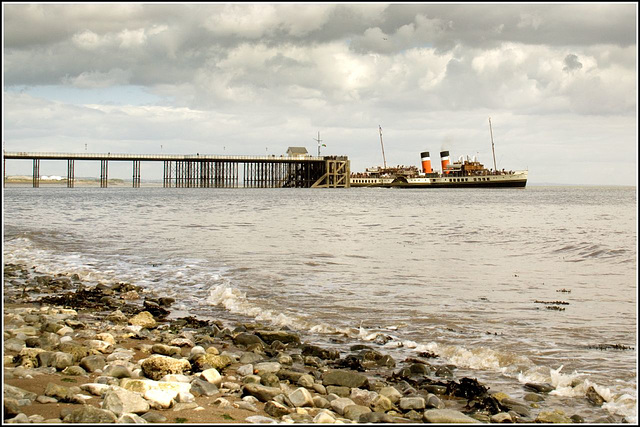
[3,152,350,189]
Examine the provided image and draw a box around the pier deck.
[3,152,350,189]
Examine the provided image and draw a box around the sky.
[2,2,638,185]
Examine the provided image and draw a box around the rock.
[313,412,337,423]
[423,409,483,423]
[103,365,132,379]
[372,394,393,412]
[62,366,87,376]
[242,384,283,402]
[102,386,150,416]
[237,364,254,377]
[106,310,128,324]
[254,330,301,345]
[190,378,219,397]
[245,415,278,424]
[535,409,572,423]
[435,365,454,377]
[6,413,30,423]
[425,393,445,409]
[491,412,513,423]
[330,397,356,415]
[151,344,181,357]
[4,398,21,418]
[322,369,369,389]
[523,382,554,393]
[140,412,167,423]
[399,396,425,411]
[288,387,314,407]
[259,373,280,388]
[343,404,371,421]
[523,392,545,402]
[378,386,402,404]
[200,368,222,386]
[80,354,107,372]
[313,396,331,409]
[141,355,191,381]
[4,384,37,402]
[301,344,340,360]
[239,352,263,364]
[234,333,265,347]
[359,411,395,423]
[264,400,290,418]
[63,405,118,423]
[586,386,605,406]
[44,383,74,402]
[253,362,281,375]
[117,413,148,423]
[144,389,174,410]
[191,354,232,372]
[326,385,350,397]
[80,383,110,397]
[129,312,157,329]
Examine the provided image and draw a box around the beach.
[4,260,625,424]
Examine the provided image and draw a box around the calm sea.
[3,185,637,422]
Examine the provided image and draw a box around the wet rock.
[535,409,572,423]
[254,330,301,345]
[586,386,605,406]
[322,369,369,389]
[234,333,265,347]
[425,393,445,409]
[523,382,554,393]
[301,344,340,360]
[423,409,483,423]
[140,355,191,381]
[570,414,585,423]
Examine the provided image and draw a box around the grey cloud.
[563,54,583,72]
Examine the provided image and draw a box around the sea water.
[3,185,637,422]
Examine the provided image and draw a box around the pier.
[3,152,350,189]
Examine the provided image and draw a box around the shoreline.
[3,261,624,424]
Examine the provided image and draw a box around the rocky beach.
[3,261,626,424]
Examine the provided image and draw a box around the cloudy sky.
[3,2,637,184]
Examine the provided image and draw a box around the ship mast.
[488,117,497,172]
[378,125,387,169]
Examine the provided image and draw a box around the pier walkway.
[3,152,350,189]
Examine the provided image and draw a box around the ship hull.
[350,171,528,188]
